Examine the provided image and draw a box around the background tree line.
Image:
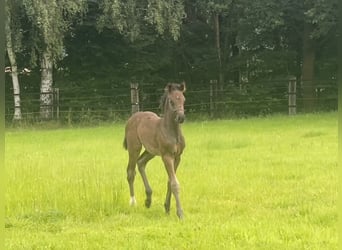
[5,0,338,123]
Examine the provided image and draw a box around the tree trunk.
[301,22,316,112]
[40,51,54,120]
[231,32,240,84]
[214,13,224,90]
[6,31,22,121]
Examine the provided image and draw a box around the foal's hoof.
[177,210,184,220]
[145,199,151,208]
[164,203,170,214]
[130,196,137,206]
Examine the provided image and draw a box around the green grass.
[5,113,338,249]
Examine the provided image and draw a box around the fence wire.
[5,80,338,123]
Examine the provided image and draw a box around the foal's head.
[161,82,186,123]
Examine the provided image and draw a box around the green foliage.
[304,0,338,39]
[5,113,338,249]
[21,0,87,63]
[98,0,185,41]
[5,0,25,53]
[145,0,185,40]
[237,0,284,49]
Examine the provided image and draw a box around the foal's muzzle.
[176,112,185,123]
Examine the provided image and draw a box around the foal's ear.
[166,83,173,93]
[179,81,186,92]
[166,82,186,93]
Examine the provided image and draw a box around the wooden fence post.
[288,76,297,115]
[210,80,217,117]
[130,83,140,114]
[54,88,60,120]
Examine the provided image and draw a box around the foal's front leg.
[164,155,181,214]
[164,180,171,214]
[162,154,183,219]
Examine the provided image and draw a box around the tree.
[300,0,337,111]
[5,0,23,121]
[190,0,238,89]
[22,0,88,119]
[237,0,337,111]
[97,0,186,42]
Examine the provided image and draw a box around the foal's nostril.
[177,114,185,123]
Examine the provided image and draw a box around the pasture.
[5,113,337,249]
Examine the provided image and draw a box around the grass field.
[5,113,338,249]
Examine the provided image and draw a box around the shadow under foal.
[123,82,186,219]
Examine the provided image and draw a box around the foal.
[123,82,186,219]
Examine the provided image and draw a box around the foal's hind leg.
[137,150,155,208]
[126,147,141,205]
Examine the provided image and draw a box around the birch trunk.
[40,51,54,120]
[6,30,22,121]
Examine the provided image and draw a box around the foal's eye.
[170,100,178,109]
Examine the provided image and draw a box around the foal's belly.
[136,112,161,155]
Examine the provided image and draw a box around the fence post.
[54,88,60,120]
[288,76,297,115]
[130,83,140,114]
[210,80,217,117]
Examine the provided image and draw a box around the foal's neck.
[161,110,181,141]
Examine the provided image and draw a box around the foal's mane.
[159,83,184,115]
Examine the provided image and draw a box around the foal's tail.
[123,136,128,150]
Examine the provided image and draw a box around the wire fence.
[5,79,338,124]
